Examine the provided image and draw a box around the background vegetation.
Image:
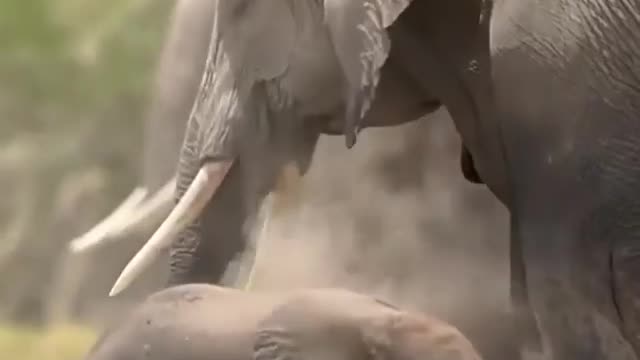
[1,0,174,357]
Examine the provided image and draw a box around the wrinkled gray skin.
[391,1,640,359]
[85,284,482,360]
[425,0,640,359]
[485,1,640,359]
[166,0,640,359]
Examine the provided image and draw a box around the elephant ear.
[253,327,301,360]
[323,0,413,148]
[360,315,396,360]
[216,0,295,82]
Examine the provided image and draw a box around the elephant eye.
[373,297,399,310]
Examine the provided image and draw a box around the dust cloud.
[221,109,516,357]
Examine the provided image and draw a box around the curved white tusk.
[68,178,176,254]
[112,177,176,239]
[109,161,233,296]
[68,187,148,253]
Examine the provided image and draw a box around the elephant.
[109,0,640,359]
[84,284,482,360]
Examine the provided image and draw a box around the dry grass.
[0,323,96,360]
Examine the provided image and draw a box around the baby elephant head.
[369,313,484,360]
[253,292,483,360]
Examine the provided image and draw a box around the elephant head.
[108,0,453,295]
[254,288,483,360]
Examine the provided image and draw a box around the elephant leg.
[517,210,638,360]
[510,214,543,354]
[611,214,640,354]
[445,215,532,360]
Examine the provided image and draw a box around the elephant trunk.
[109,161,233,296]
[168,158,252,286]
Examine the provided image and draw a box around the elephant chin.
[109,160,234,296]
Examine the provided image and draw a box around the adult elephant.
[84,284,482,360]
[111,1,640,359]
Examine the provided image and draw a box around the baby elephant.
[85,284,482,360]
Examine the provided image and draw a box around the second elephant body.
[85,284,482,360]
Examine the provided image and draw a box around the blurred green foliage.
[0,0,171,169]
[0,0,174,325]
[0,324,96,360]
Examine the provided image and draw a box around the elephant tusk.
[68,187,148,253]
[114,177,176,238]
[68,178,176,254]
[109,161,233,296]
